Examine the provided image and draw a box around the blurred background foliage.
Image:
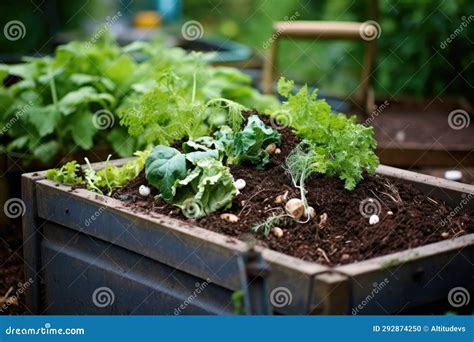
[0,0,472,98]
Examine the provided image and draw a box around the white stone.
[234,179,246,190]
[369,214,380,225]
[139,185,151,196]
[271,227,284,238]
[444,170,462,181]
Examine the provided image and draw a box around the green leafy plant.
[144,144,234,218]
[45,161,83,186]
[0,36,143,164]
[216,115,281,169]
[285,141,314,209]
[172,158,236,218]
[252,214,292,236]
[144,145,189,201]
[274,78,379,190]
[183,115,281,170]
[45,149,150,195]
[0,35,278,165]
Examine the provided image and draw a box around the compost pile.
[46,78,473,267]
[114,111,473,266]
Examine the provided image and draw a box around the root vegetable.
[220,213,239,223]
[271,227,284,238]
[305,206,316,219]
[285,198,305,219]
[265,143,277,154]
[139,185,151,196]
[319,213,328,226]
[274,148,281,154]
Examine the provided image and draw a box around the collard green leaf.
[145,145,188,201]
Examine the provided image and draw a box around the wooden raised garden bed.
[22,160,474,315]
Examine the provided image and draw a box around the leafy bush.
[0,36,278,165]
[274,78,379,190]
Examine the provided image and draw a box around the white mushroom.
[139,185,151,196]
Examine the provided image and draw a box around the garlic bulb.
[285,198,305,219]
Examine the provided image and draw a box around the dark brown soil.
[0,222,27,315]
[366,98,473,148]
[114,111,473,266]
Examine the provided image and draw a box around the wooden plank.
[274,21,370,40]
[21,172,44,313]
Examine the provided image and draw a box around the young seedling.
[284,141,316,221]
[252,214,292,236]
